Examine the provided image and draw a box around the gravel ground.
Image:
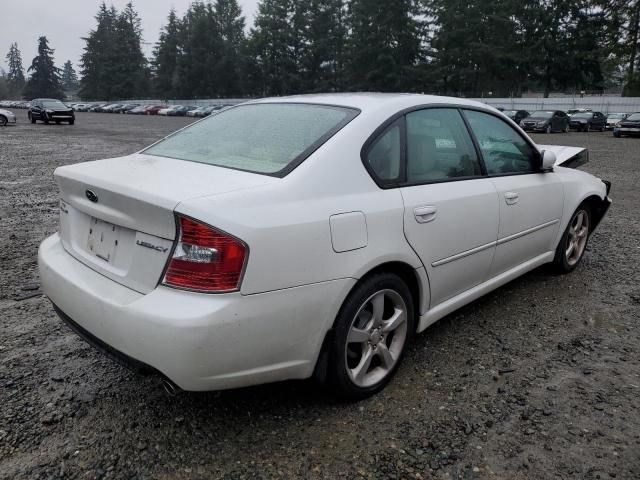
[0,111,639,480]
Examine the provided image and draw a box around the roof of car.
[250,92,494,112]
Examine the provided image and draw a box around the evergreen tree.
[247,0,299,96]
[152,9,181,99]
[23,36,64,99]
[175,2,224,98]
[61,60,80,91]
[79,2,149,100]
[5,43,26,97]
[213,0,247,97]
[347,0,422,92]
[299,0,348,92]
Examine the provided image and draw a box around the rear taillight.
[163,215,247,293]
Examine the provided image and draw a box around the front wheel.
[552,206,591,273]
[613,131,621,138]
[545,124,552,134]
[326,273,415,400]
[69,120,74,125]
[0,115,7,127]
[29,113,36,124]
[585,123,591,133]
[563,124,569,133]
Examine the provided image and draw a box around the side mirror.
[541,150,556,171]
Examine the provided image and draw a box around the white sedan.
[38,94,611,399]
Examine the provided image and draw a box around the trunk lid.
[55,153,276,293]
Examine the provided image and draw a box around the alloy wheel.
[345,289,408,388]
[566,210,589,266]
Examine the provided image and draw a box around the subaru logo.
[86,190,98,203]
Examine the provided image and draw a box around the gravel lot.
[1,111,639,480]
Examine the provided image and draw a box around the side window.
[365,121,401,183]
[405,108,482,184]
[464,110,537,175]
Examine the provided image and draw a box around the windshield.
[530,111,553,119]
[144,103,358,176]
[572,113,592,119]
[42,100,67,109]
[607,113,625,119]
[626,113,640,121]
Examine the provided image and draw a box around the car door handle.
[414,205,437,223]
[504,192,519,205]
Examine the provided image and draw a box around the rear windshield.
[144,103,358,176]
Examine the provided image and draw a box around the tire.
[552,205,591,274]
[29,114,36,124]
[55,120,60,125]
[599,125,605,132]
[0,115,6,127]
[545,124,551,134]
[326,273,415,400]
[614,131,621,138]
[69,120,74,125]
[585,123,591,133]
[43,117,49,125]
[563,124,569,133]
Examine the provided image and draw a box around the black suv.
[28,98,75,125]
[568,112,606,132]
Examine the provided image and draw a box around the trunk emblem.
[86,190,98,203]
[136,240,169,253]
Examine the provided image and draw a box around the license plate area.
[87,218,120,263]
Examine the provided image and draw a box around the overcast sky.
[1,0,260,73]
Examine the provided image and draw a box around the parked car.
[186,106,207,117]
[101,104,123,113]
[28,98,75,125]
[568,112,606,132]
[613,112,640,138]
[567,108,592,116]
[89,103,109,112]
[157,106,177,116]
[0,108,17,126]
[168,105,198,117]
[145,105,167,115]
[117,104,139,114]
[127,105,148,115]
[502,110,530,124]
[38,94,611,399]
[605,113,628,130]
[520,110,569,133]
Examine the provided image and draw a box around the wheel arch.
[312,260,429,382]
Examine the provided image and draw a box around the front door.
[463,110,564,276]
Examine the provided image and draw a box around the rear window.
[144,103,359,176]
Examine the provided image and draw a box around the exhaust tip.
[161,378,180,396]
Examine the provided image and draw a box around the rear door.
[370,108,500,307]
[463,110,563,276]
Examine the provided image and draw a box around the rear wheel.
[599,125,605,132]
[552,205,591,273]
[563,124,569,133]
[585,123,591,133]
[326,273,415,400]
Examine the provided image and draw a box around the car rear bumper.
[39,233,353,391]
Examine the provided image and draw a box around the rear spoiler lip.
[537,144,588,169]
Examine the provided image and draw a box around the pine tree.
[61,61,80,91]
[347,0,423,92]
[247,0,299,96]
[79,2,149,100]
[23,36,64,99]
[152,9,181,99]
[299,0,348,92]
[213,0,247,97]
[5,43,26,97]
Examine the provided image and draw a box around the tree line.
[2,0,640,100]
